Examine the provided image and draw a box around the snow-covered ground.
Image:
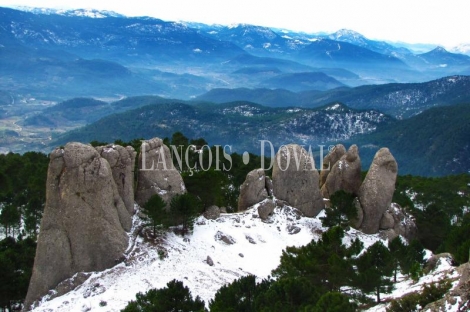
[30,205,461,312]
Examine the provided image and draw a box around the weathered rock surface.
[215,231,236,245]
[379,210,395,230]
[257,199,275,220]
[96,144,136,214]
[272,144,324,217]
[204,205,221,220]
[24,143,131,310]
[358,148,398,234]
[135,138,186,207]
[388,203,418,241]
[238,169,269,211]
[321,145,361,198]
[350,197,364,229]
[319,144,346,188]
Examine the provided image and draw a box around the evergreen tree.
[121,279,206,312]
[169,193,201,235]
[303,291,356,312]
[389,236,406,283]
[320,191,357,228]
[142,194,168,236]
[355,241,394,303]
[210,275,267,312]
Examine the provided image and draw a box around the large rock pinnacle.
[272,144,324,217]
[135,138,186,207]
[358,148,398,234]
[24,142,131,310]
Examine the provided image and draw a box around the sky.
[0,0,469,48]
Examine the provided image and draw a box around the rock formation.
[238,169,269,211]
[321,144,362,198]
[257,199,275,220]
[379,203,418,241]
[24,142,131,310]
[96,144,137,214]
[319,144,346,188]
[358,148,398,234]
[135,138,186,207]
[203,205,221,220]
[272,144,324,217]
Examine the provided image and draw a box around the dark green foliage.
[389,237,425,282]
[210,275,266,312]
[255,277,321,312]
[0,152,48,238]
[303,292,356,312]
[355,241,394,303]
[169,193,202,235]
[0,237,36,311]
[441,213,470,264]
[386,280,451,312]
[320,190,357,228]
[355,103,470,176]
[121,279,206,312]
[142,195,168,236]
[272,227,362,293]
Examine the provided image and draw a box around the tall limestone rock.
[24,143,131,310]
[238,169,269,211]
[321,145,362,198]
[135,138,186,207]
[272,144,324,217]
[358,148,398,234]
[319,144,346,188]
[96,144,137,214]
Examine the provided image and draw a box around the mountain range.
[2,6,470,101]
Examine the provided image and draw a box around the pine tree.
[321,191,357,228]
[121,279,206,312]
[141,194,168,236]
[210,275,263,312]
[355,241,394,303]
[169,193,201,235]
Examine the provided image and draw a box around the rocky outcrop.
[238,169,269,211]
[204,205,221,220]
[379,203,417,241]
[24,143,131,310]
[272,144,324,217]
[319,144,346,188]
[358,148,398,234]
[257,199,275,220]
[321,145,361,198]
[135,138,186,207]
[96,144,136,214]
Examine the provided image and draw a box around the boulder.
[135,138,186,207]
[379,210,395,230]
[24,143,130,310]
[389,203,418,241]
[358,148,398,234]
[238,169,269,211]
[215,231,236,245]
[350,197,364,229]
[321,145,362,198]
[206,256,214,266]
[204,205,221,220]
[319,144,346,188]
[272,144,324,217]
[96,144,137,214]
[258,199,275,220]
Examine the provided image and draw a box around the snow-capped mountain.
[11,6,124,18]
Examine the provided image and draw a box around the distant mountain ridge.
[196,75,470,118]
[55,101,392,153]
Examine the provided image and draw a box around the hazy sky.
[1,0,469,47]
